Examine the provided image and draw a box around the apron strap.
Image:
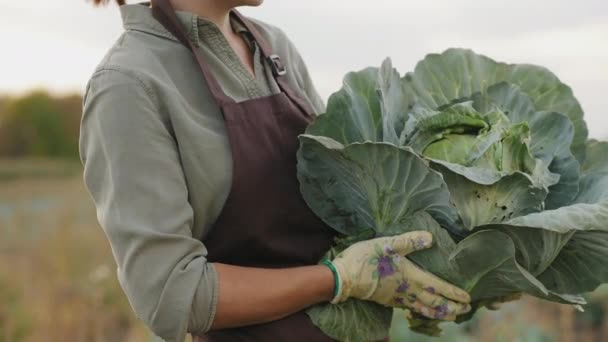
[152,0,234,107]
[230,10,315,115]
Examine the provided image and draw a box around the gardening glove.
[326,231,471,321]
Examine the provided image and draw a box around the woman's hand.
[327,231,471,321]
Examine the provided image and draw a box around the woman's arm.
[211,264,334,329]
[212,231,473,330]
[81,70,220,340]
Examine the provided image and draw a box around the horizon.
[1,0,607,137]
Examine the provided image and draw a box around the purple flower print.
[396,280,410,293]
[434,303,449,319]
[377,255,396,278]
[393,297,405,306]
[384,245,396,255]
[424,286,436,294]
[414,236,429,250]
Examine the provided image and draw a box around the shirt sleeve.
[79,69,218,341]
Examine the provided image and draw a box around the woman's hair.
[92,0,126,5]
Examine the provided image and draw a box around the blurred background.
[0,0,606,341]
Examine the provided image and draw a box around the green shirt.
[79,2,325,341]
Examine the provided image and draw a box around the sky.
[1,0,607,137]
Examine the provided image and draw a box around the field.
[1,159,607,342]
[0,159,152,342]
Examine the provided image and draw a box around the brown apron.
[151,1,336,341]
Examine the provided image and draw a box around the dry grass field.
[0,159,152,342]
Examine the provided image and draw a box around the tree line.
[0,90,83,159]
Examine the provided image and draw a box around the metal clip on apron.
[151,1,336,341]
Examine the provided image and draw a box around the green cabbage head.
[297,49,608,341]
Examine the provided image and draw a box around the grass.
[0,159,152,342]
[0,158,82,182]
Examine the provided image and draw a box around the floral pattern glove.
[328,231,472,321]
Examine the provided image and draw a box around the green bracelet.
[322,259,340,300]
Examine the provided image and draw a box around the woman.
[81,1,473,341]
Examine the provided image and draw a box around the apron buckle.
[268,54,287,77]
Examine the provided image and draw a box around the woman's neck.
[165,0,234,36]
